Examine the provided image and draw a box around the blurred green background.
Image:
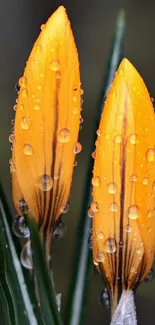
[0,0,155,324]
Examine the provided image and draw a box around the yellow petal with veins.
[12,6,81,251]
[92,58,155,312]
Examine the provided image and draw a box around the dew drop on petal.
[129,133,137,144]
[12,216,30,238]
[73,160,78,167]
[60,203,69,214]
[110,202,118,212]
[92,176,101,187]
[49,60,60,71]
[108,182,117,194]
[146,148,155,162]
[90,201,98,212]
[97,232,104,240]
[13,104,17,111]
[96,251,105,262]
[147,210,153,218]
[136,248,143,255]
[38,174,53,191]
[142,177,148,185]
[128,205,139,220]
[91,150,96,159]
[20,117,31,130]
[54,174,59,180]
[23,144,33,155]
[88,208,94,218]
[130,174,137,182]
[74,142,82,154]
[58,128,70,143]
[21,240,33,270]
[18,76,27,88]
[114,135,122,144]
[79,116,84,124]
[73,106,80,114]
[21,88,28,98]
[104,238,116,253]
[125,224,132,233]
[9,159,16,173]
[56,71,61,79]
[9,134,15,144]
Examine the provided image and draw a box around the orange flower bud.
[92,58,155,312]
[11,6,81,251]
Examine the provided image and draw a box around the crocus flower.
[10,6,82,255]
[91,58,155,318]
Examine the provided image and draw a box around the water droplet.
[136,248,143,255]
[129,133,137,144]
[90,201,98,212]
[147,210,153,218]
[73,96,77,102]
[105,134,109,140]
[91,150,96,159]
[100,289,110,309]
[88,208,94,218]
[97,232,104,240]
[15,82,20,92]
[131,174,137,182]
[108,182,117,194]
[96,129,101,136]
[20,117,31,130]
[74,142,82,154]
[60,203,69,214]
[110,202,118,212]
[146,148,155,162]
[18,76,27,88]
[58,128,70,143]
[96,251,105,262]
[9,134,15,144]
[12,216,30,238]
[9,159,16,173]
[53,220,66,238]
[88,234,92,249]
[73,160,77,167]
[125,224,132,232]
[80,89,84,95]
[79,116,84,124]
[128,205,139,220]
[21,240,33,269]
[38,174,53,191]
[23,144,33,155]
[92,176,101,187]
[93,261,99,266]
[34,104,40,110]
[21,88,28,98]
[54,174,59,180]
[13,104,17,111]
[41,24,46,30]
[49,60,60,71]
[104,238,116,253]
[73,106,80,114]
[114,135,122,144]
[131,266,135,272]
[142,177,148,185]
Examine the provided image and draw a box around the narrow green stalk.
[65,9,126,325]
[27,214,63,325]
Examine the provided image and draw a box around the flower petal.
[92,58,155,306]
[12,6,81,242]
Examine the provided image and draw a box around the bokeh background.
[0,0,155,324]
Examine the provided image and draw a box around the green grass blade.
[65,9,126,325]
[27,214,63,325]
[0,194,39,325]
